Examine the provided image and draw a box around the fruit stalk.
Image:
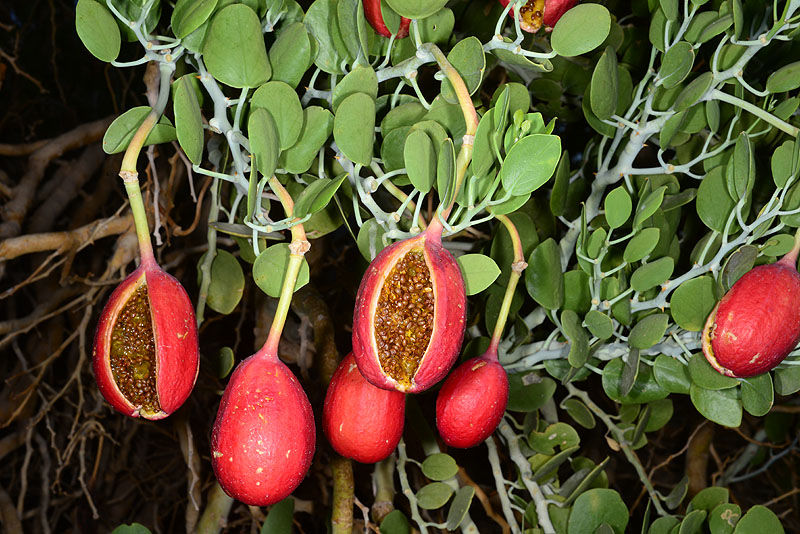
[423,44,479,221]
[488,214,527,356]
[261,176,310,357]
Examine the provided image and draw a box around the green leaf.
[733,505,784,534]
[334,92,375,166]
[563,398,596,429]
[659,0,678,21]
[690,384,742,427]
[653,355,691,394]
[604,186,632,229]
[623,228,661,263]
[251,82,304,150]
[304,0,345,74]
[697,14,733,44]
[584,310,614,340]
[525,239,564,310]
[562,310,590,368]
[673,72,714,112]
[771,141,796,188]
[630,257,674,292]
[436,138,457,208]
[620,349,640,397]
[767,61,800,93]
[356,218,387,261]
[441,37,486,103]
[171,0,218,38]
[204,5,270,88]
[457,254,501,296]
[709,503,741,534]
[741,373,773,416]
[590,47,619,120]
[721,245,757,291]
[529,422,580,455]
[261,497,294,534]
[248,108,280,179]
[688,487,729,513]
[280,106,334,174]
[293,174,347,218]
[269,22,314,88]
[644,398,673,432]
[648,516,681,534]
[628,314,669,349]
[198,250,244,315]
[774,364,800,395]
[76,0,121,62]
[567,488,629,534]
[603,358,669,404]
[252,244,310,297]
[688,352,739,390]
[551,4,612,57]
[214,347,235,379]
[416,482,453,510]
[332,65,378,113]
[678,509,707,532]
[173,74,204,165]
[697,166,736,232]
[500,134,561,196]
[421,453,458,481]
[111,524,151,534]
[380,510,410,534]
[550,150,571,217]
[669,275,716,331]
[507,374,556,412]
[385,0,447,18]
[445,486,475,530]
[633,185,667,228]
[403,130,436,193]
[665,475,690,510]
[102,107,176,154]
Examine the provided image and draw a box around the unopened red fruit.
[93,260,199,420]
[352,223,466,393]
[702,256,800,378]
[323,353,405,463]
[364,0,411,38]
[436,355,508,448]
[498,0,578,33]
[211,351,315,506]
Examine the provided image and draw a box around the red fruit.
[93,259,199,420]
[436,354,509,448]
[323,353,405,463]
[352,222,466,393]
[702,255,800,378]
[364,0,411,38]
[211,351,315,506]
[498,0,578,33]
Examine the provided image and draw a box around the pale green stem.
[488,215,527,356]
[565,383,667,517]
[258,177,309,357]
[423,44,479,221]
[710,89,799,138]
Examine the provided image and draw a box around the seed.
[109,284,159,413]
[373,249,434,387]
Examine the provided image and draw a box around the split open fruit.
[352,222,466,393]
[93,260,199,420]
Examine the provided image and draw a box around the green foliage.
[80,0,800,531]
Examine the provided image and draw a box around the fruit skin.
[93,261,199,420]
[363,0,410,38]
[211,352,316,506]
[702,258,800,378]
[498,0,578,33]
[436,354,509,448]
[352,223,466,393]
[323,353,405,463]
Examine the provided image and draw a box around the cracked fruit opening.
[374,248,434,387]
[109,283,160,415]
